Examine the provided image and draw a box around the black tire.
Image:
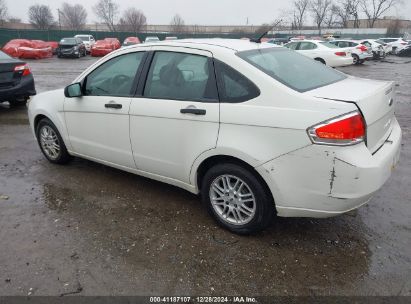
[314,58,326,65]
[359,59,365,64]
[352,54,360,65]
[201,163,275,234]
[36,118,72,165]
[8,99,27,107]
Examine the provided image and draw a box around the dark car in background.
[57,37,87,58]
[0,50,36,107]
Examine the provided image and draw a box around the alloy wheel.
[209,175,256,225]
[39,126,61,160]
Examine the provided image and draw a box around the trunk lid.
[0,59,24,88]
[306,77,395,154]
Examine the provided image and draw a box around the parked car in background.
[28,39,401,234]
[284,40,353,67]
[398,44,411,57]
[358,39,385,59]
[266,38,289,46]
[0,50,35,107]
[144,36,160,43]
[44,41,59,55]
[122,37,141,47]
[375,39,393,54]
[165,36,178,41]
[378,37,408,54]
[329,40,373,65]
[90,40,115,57]
[2,39,53,59]
[104,38,121,50]
[57,38,87,58]
[74,35,95,53]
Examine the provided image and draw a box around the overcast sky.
[5,0,411,25]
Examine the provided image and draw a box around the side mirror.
[64,83,83,98]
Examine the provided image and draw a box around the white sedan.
[284,40,354,67]
[28,39,401,234]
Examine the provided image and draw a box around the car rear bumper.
[256,117,402,218]
[358,53,374,60]
[0,75,36,101]
[91,49,112,57]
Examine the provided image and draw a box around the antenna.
[250,19,283,43]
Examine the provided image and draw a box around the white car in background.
[28,39,401,234]
[74,35,95,53]
[329,40,373,65]
[358,39,386,59]
[284,40,353,67]
[378,37,408,54]
[144,36,160,43]
[375,39,393,54]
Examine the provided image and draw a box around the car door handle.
[180,108,206,115]
[105,103,122,109]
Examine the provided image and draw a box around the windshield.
[60,38,77,45]
[77,36,90,42]
[237,48,346,92]
[320,42,339,48]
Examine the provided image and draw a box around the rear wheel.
[314,58,326,65]
[201,163,275,234]
[36,118,72,164]
[352,54,360,65]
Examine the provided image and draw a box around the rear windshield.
[60,38,76,45]
[320,42,339,48]
[237,48,346,92]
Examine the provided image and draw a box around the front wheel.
[201,163,275,234]
[36,118,72,164]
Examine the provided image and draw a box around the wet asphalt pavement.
[0,55,410,296]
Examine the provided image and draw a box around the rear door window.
[143,51,218,102]
[215,60,260,103]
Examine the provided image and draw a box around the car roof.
[133,38,280,53]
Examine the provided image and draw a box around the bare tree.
[60,3,87,30]
[118,8,147,33]
[0,0,8,25]
[170,14,185,33]
[94,0,119,32]
[334,0,361,28]
[360,0,403,28]
[293,0,310,30]
[28,4,55,30]
[310,0,332,34]
[325,4,340,28]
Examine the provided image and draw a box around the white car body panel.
[75,35,95,52]
[28,39,402,219]
[330,40,373,61]
[286,40,353,67]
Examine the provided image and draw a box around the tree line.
[0,0,185,33]
[288,0,403,33]
[0,0,405,33]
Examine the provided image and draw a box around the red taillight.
[401,42,407,45]
[356,45,368,52]
[308,111,365,146]
[14,64,31,76]
[335,51,347,57]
